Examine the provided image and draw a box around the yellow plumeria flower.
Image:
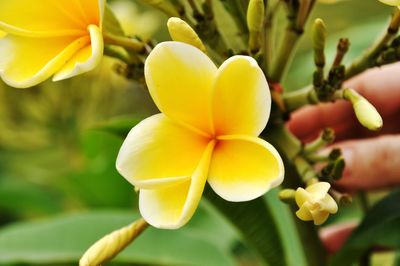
[116,41,284,229]
[0,0,105,88]
[378,0,400,5]
[295,182,338,225]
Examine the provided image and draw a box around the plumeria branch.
[269,0,316,82]
[345,7,400,78]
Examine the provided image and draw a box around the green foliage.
[205,187,307,266]
[330,190,400,266]
[0,208,238,266]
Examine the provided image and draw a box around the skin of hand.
[287,62,400,191]
[287,62,400,252]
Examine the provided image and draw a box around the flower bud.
[167,17,207,53]
[279,189,296,204]
[295,182,338,225]
[378,0,400,6]
[80,219,148,266]
[312,18,327,67]
[247,0,265,52]
[343,88,383,131]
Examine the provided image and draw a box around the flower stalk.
[345,7,400,78]
[103,32,145,52]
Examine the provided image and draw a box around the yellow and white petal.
[378,0,400,6]
[208,135,284,202]
[116,114,209,189]
[0,0,94,36]
[296,202,313,221]
[295,187,312,207]
[306,182,331,200]
[0,35,89,88]
[212,56,271,136]
[53,25,104,81]
[139,140,215,229]
[145,41,217,135]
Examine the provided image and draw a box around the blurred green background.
[0,0,398,265]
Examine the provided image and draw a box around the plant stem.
[263,125,327,266]
[283,86,343,112]
[269,29,302,82]
[345,7,400,79]
[103,32,144,52]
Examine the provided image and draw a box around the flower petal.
[145,41,217,135]
[321,194,338,214]
[212,56,271,136]
[295,187,312,207]
[53,25,104,81]
[296,202,313,221]
[139,140,215,229]
[0,35,90,88]
[208,135,284,202]
[116,114,209,189]
[310,210,330,226]
[306,182,331,200]
[0,0,101,36]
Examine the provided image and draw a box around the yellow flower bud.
[295,182,338,225]
[378,0,400,6]
[167,17,207,53]
[80,218,149,266]
[246,0,265,52]
[343,88,383,131]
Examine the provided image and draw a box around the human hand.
[287,62,400,191]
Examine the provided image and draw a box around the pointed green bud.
[167,17,207,53]
[343,88,383,131]
[247,0,264,52]
[312,18,327,68]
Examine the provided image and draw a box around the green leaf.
[103,5,125,36]
[0,179,61,217]
[0,208,238,266]
[330,190,400,266]
[204,186,290,266]
[90,116,145,138]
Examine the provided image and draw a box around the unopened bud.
[312,18,327,67]
[279,189,296,204]
[167,17,207,53]
[247,0,264,52]
[80,218,149,266]
[343,88,383,131]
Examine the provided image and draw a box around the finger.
[333,135,400,191]
[319,222,357,254]
[287,62,400,141]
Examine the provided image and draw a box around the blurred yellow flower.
[295,182,338,225]
[378,0,400,6]
[117,41,284,229]
[0,0,105,88]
